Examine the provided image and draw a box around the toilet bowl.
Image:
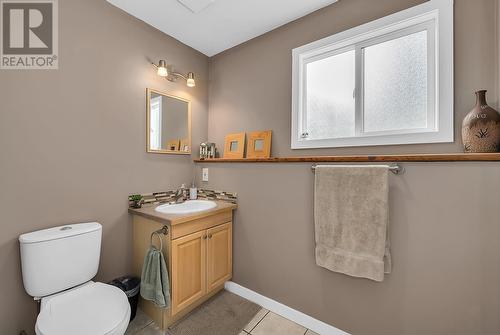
[35,282,130,335]
[19,222,130,335]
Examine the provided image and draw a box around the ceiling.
[107,0,338,57]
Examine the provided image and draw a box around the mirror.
[230,141,239,152]
[254,139,264,151]
[147,88,191,154]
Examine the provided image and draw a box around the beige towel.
[314,165,391,282]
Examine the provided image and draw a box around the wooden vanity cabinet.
[131,206,234,330]
[171,230,207,315]
[206,222,232,292]
[171,222,232,315]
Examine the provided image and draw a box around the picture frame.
[246,130,272,158]
[166,139,180,151]
[223,132,246,159]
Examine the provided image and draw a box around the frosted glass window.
[363,31,428,132]
[306,50,355,139]
[292,0,454,149]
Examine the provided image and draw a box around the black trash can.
[109,276,141,321]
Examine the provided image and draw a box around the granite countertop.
[128,200,237,225]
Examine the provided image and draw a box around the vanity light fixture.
[151,60,196,88]
[156,60,168,77]
[186,72,196,88]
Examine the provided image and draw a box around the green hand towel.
[140,246,171,309]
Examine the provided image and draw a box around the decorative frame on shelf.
[246,130,272,159]
[223,132,246,159]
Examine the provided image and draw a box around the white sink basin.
[155,200,217,215]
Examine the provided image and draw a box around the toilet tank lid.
[19,222,102,244]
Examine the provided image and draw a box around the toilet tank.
[19,222,102,298]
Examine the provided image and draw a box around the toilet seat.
[35,282,130,335]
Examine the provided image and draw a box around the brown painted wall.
[198,162,500,335]
[498,0,500,108]
[202,0,500,334]
[0,0,208,333]
[208,0,498,155]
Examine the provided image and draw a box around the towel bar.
[311,164,405,175]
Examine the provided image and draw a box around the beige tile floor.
[126,308,319,335]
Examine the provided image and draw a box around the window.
[292,0,453,149]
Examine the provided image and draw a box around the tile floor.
[126,308,319,335]
[239,309,319,335]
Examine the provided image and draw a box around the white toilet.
[19,222,131,335]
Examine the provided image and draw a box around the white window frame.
[291,0,454,149]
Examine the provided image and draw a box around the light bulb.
[186,72,196,87]
[157,60,168,77]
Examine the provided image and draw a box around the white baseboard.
[224,281,350,335]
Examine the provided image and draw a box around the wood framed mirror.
[146,88,191,154]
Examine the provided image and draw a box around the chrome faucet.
[172,184,187,204]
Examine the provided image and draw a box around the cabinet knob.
[203,235,208,240]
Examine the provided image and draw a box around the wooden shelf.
[194,153,500,163]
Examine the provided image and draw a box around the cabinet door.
[206,222,233,293]
[171,230,206,315]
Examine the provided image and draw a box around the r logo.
[1,0,58,69]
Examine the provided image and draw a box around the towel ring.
[150,231,163,252]
[150,226,168,253]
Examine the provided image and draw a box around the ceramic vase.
[461,90,500,153]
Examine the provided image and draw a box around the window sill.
[194,153,500,163]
